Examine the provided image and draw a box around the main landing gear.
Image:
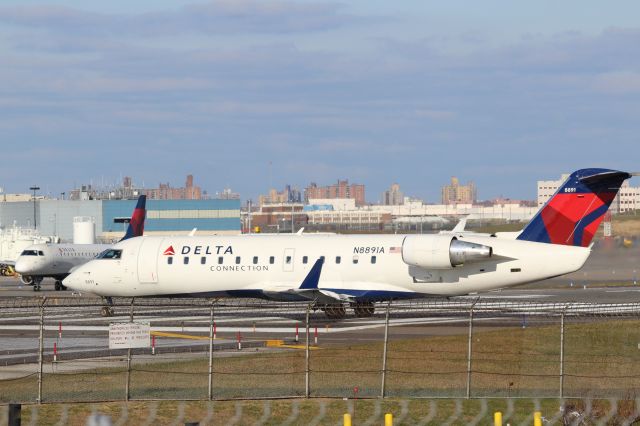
[54,280,67,291]
[101,297,115,317]
[318,302,376,319]
[321,304,347,319]
[352,302,375,318]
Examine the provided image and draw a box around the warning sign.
[109,322,150,349]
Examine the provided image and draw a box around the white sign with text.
[109,322,150,349]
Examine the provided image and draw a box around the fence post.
[37,297,46,404]
[559,309,566,399]
[305,303,311,398]
[380,300,391,398]
[208,301,215,400]
[125,298,134,401]
[466,301,476,399]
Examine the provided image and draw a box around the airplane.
[15,195,146,292]
[64,169,630,318]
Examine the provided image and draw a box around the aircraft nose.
[14,258,31,274]
[63,269,84,292]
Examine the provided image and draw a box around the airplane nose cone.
[63,270,84,292]
[14,258,30,275]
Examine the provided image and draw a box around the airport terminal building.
[0,199,241,242]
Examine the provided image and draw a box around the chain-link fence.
[1,297,640,404]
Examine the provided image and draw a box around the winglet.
[120,195,146,242]
[299,257,324,290]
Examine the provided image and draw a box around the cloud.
[0,1,354,36]
[592,71,640,94]
[2,6,640,200]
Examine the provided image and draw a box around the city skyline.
[1,1,640,200]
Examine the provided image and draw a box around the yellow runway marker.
[151,331,211,340]
[150,333,320,349]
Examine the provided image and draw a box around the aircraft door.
[138,238,164,283]
[283,248,295,272]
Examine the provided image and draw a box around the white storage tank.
[73,216,96,244]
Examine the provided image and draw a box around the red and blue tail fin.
[517,168,631,247]
[120,195,146,241]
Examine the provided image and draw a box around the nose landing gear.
[101,297,115,317]
[31,277,43,292]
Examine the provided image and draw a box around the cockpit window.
[38,251,44,256]
[21,250,39,256]
[97,249,122,259]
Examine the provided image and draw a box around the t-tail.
[517,168,631,247]
[120,195,146,241]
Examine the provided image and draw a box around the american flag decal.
[389,246,401,254]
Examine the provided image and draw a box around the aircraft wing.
[259,258,415,302]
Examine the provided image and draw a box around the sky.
[1,1,640,203]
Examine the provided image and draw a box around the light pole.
[29,186,40,230]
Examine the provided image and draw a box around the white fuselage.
[63,233,591,300]
[15,243,109,279]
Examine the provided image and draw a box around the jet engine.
[402,235,492,269]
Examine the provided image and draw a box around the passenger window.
[336,256,341,264]
[286,256,292,264]
[269,256,275,264]
[353,255,359,264]
[218,256,223,265]
[253,256,258,264]
[184,257,189,265]
[371,256,377,264]
[167,257,173,265]
[236,256,241,265]
[201,257,206,265]
[302,256,308,264]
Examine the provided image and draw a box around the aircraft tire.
[54,281,62,291]
[353,302,375,318]
[324,304,346,319]
[101,306,114,317]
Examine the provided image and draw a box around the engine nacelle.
[402,235,492,269]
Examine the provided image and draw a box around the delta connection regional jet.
[64,169,630,319]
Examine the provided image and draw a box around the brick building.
[304,180,366,206]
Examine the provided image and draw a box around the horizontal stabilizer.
[578,170,632,187]
[452,217,467,232]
